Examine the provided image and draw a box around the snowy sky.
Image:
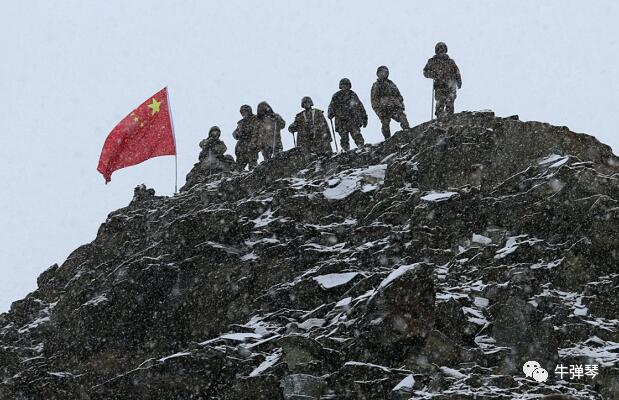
[1,1,618,312]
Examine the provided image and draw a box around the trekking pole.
[431,88,435,121]
[272,123,277,158]
[292,132,297,147]
[329,118,339,152]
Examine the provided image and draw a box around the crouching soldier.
[423,42,462,119]
[199,126,235,173]
[233,104,258,171]
[289,96,332,155]
[256,101,285,161]
[328,78,367,151]
[371,65,410,139]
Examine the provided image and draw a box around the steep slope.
[1,111,618,399]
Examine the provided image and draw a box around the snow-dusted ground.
[2,112,617,398]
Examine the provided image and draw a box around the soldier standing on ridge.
[371,65,410,139]
[328,78,367,151]
[289,96,332,155]
[423,42,462,119]
[232,104,258,171]
[199,126,235,172]
[256,101,285,161]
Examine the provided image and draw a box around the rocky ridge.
[1,111,618,399]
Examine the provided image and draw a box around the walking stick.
[431,88,435,121]
[292,132,297,147]
[272,122,277,157]
[329,118,339,153]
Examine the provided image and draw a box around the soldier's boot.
[238,153,253,171]
[273,141,283,157]
[234,153,244,171]
[351,127,365,148]
[438,103,449,120]
[399,111,410,130]
[261,145,272,161]
[434,98,445,118]
[248,153,258,170]
[380,116,391,139]
[445,99,455,115]
[339,132,351,151]
[315,140,332,155]
[435,94,448,119]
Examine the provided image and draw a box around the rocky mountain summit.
[1,111,618,399]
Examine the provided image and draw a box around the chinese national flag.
[97,87,176,183]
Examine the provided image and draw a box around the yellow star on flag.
[147,98,161,115]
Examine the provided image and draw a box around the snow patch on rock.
[420,191,458,202]
[313,272,359,289]
[393,374,415,391]
[249,349,282,377]
[323,164,387,199]
[379,264,419,289]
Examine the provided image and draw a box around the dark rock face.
[1,111,618,399]
[492,297,559,373]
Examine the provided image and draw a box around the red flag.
[97,87,176,183]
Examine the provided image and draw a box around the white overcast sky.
[1,1,617,312]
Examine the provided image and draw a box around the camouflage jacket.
[198,137,227,161]
[233,115,258,145]
[423,54,462,90]
[328,89,368,131]
[289,108,331,143]
[371,79,405,115]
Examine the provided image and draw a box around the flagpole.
[166,87,179,194]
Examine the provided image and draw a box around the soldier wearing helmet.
[289,96,332,154]
[232,104,258,171]
[328,78,368,151]
[423,42,462,118]
[198,126,234,172]
[370,66,410,139]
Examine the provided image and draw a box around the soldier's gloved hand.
[362,120,368,128]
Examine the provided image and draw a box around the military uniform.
[233,105,258,171]
[199,126,234,172]
[256,101,285,160]
[289,97,332,154]
[423,42,462,118]
[371,66,410,139]
[328,78,367,151]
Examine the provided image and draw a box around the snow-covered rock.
[1,111,617,399]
